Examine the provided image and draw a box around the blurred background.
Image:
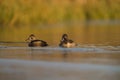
[0,1,120,80]
[0,0,120,46]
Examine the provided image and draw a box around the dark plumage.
[26,34,48,47]
[59,34,77,48]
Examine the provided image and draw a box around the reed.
[0,0,120,45]
[0,0,120,26]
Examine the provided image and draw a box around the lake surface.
[0,42,120,80]
[0,21,120,80]
[0,21,120,46]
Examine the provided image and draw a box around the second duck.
[59,34,77,48]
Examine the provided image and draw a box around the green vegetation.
[0,0,120,26]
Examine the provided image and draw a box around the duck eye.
[30,37,33,40]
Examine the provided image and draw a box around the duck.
[59,34,77,48]
[25,34,48,47]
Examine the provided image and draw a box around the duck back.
[29,40,48,47]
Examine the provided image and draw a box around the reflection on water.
[0,22,120,46]
[0,43,120,80]
[0,59,120,80]
[0,42,120,63]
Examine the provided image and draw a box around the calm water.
[0,21,120,46]
[0,22,120,80]
[0,42,120,80]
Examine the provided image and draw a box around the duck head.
[61,34,69,42]
[25,34,36,42]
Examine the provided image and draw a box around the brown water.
[0,21,120,80]
[0,43,120,80]
[0,21,120,46]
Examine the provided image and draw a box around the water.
[0,42,120,80]
[0,22,120,46]
[0,59,120,80]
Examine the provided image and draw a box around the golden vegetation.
[0,0,120,46]
[0,0,120,26]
